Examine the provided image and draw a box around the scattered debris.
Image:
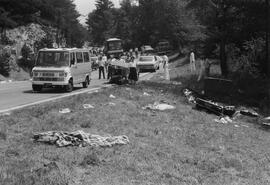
[239,109,259,117]
[183,89,197,104]
[214,116,233,124]
[109,94,116,99]
[184,88,260,127]
[172,81,182,85]
[143,102,175,111]
[143,92,151,96]
[83,104,94,109]
[160,100,169,104]
[108,102,116,106]
[59,108,71,114]
[261,117,270,126]
[196,98,236,117]
[33,130,129,147]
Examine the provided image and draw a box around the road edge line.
[0,86,106,114]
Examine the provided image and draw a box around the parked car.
[32,48,92,92]
[141,45,155,55]
[137,55,159,72]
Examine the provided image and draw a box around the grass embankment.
[1,79,270,184]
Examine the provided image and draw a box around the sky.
[74,0,120,25]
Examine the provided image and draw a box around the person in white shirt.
[102,54,108,73]
[163,55,169,70]
[190,51,196,72]
[98,55,105,79]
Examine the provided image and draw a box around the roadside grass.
[1,80,270,184]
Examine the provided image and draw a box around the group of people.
[96,51,139,84]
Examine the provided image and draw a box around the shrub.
[18,44,35,70]
[0,52,11,77]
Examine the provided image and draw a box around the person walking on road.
[98,55,105,79]
[163,55,169,70]
[190,51,196,72]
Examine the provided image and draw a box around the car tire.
[82,77,89,88]
[32,85,42,92]
[66,79,73,92]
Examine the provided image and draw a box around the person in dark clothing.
[107,55,114,80]
[128,56,138,85]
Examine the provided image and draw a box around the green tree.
[86,0,114,45]
[187,0,266,77]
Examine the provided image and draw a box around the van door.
[83,51,91,79]
[75,51,84,83]
[70,52,80,84]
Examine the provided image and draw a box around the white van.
[32,48,92,92]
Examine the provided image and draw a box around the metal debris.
[59,108,71,114]
[83,104,95,109]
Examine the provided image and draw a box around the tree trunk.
[220,38,228,77]
[219,0,228,77]
[267,0,270,76]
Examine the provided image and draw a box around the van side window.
[70,52,76,65]
[76,52,83,63]
[83,52,90,63]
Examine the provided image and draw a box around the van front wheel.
[66,80,73,92]
[82,77,89,88]
[32,85,42,92]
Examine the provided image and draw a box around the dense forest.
[87,0,269,79]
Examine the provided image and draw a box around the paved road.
[0,67,162,113]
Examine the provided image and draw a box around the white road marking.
[139,73,150,78]
[0,86,107,114]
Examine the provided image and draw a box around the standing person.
[163,55,169,70]
[190,51,196,72]
[107,55,115,80]
[135,48,139,59]
[98,55,105,79]
[102,54,108,73]
[128,56,138,85]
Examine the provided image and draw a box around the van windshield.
[36,51,69,67]
[108,41,122,51]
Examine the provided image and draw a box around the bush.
[229,37,265,79]
[18,44,35,70]
[0,52,11,77]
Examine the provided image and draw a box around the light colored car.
[32,48,92,92]
[137,55,159,72]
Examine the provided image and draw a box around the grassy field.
[1,61,270,185]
